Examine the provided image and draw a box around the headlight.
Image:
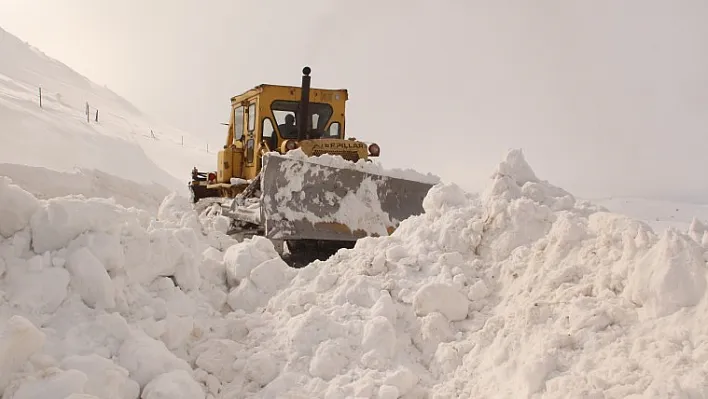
[283,140,298,152]
[368,143,380,156]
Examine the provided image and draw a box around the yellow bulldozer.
[189,67,436,264]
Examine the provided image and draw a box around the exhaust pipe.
[297,66,311,141]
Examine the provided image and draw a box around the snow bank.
[594,196,708,233]
[0,177,234,397]
[4,147,708,398]
[0,163,170,213]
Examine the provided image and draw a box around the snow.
[4,144,708,397]
[0,26,214,196]
[0,163,171,213]
[593,196,708,232]
[281,148,441,184]
[6,21,708,399]
[0,176,39,237]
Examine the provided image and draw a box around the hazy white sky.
[1,0,707,201]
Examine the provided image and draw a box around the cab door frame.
[243,97,260,179]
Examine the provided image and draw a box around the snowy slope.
[0,25,214,203]
[592,197,708,233]
[2,149,708,398]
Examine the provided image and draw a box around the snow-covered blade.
[260,154,435,241]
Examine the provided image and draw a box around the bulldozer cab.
[215,67,376,192]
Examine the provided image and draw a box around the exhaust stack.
[297,66,311,141]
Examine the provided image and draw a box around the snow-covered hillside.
[3,148,708,398]
[593,197,708,233]
[0,25,214,208]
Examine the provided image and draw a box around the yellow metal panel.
[298,139,368,162]
[217,149,230,183]
[232,147,244,179]
[217,147,244,183]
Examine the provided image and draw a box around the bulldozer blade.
[260,154,436,242]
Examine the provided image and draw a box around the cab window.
[271,100,333,139]
[246,138,254,164]
[327,122,341,138]
[262,118,277,151]
[234,106,244,142]
[247,103,256,132]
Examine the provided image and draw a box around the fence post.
[181,136,183,146]
[206,143,209,153]
[38,87,42,108]
[95,109,99,122]
[85,102,89,123]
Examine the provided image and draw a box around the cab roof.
[230,84,349,104]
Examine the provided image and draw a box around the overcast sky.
[1,0,707,201]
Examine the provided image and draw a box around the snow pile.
[219,149,708,398]
[0,175,240,398]
[279,148,441,184]
[3,147,708,398]
[0,25,213,193]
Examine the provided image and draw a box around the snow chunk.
[413,282,469,321]
[0,316,46,392]
[249,257,297,294]
[116,331,191,388]
[227,250,295,312]
[362,316,397,358]
[688,217,707,243]
[0,176,40,237]
[66,247,116,310]
[309,339,350,380]
[6,265,70,314]
[60,354,140,399]
[492,148,539,186]
[142,370,205,399]
[422,183,469,216]
[245,351,279,386]
[628,229,707,317]
[224,236,280,286]
[8,369,88,399]
[67,232,124,272]
[29,197,128,253]
[384,367,419,396]
[194,339,241,383]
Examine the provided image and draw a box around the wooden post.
[85,102,89,123]
[95,109,99,122]
[206,143,209,153]
[38,87,42,108]
[181,136,183,146]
